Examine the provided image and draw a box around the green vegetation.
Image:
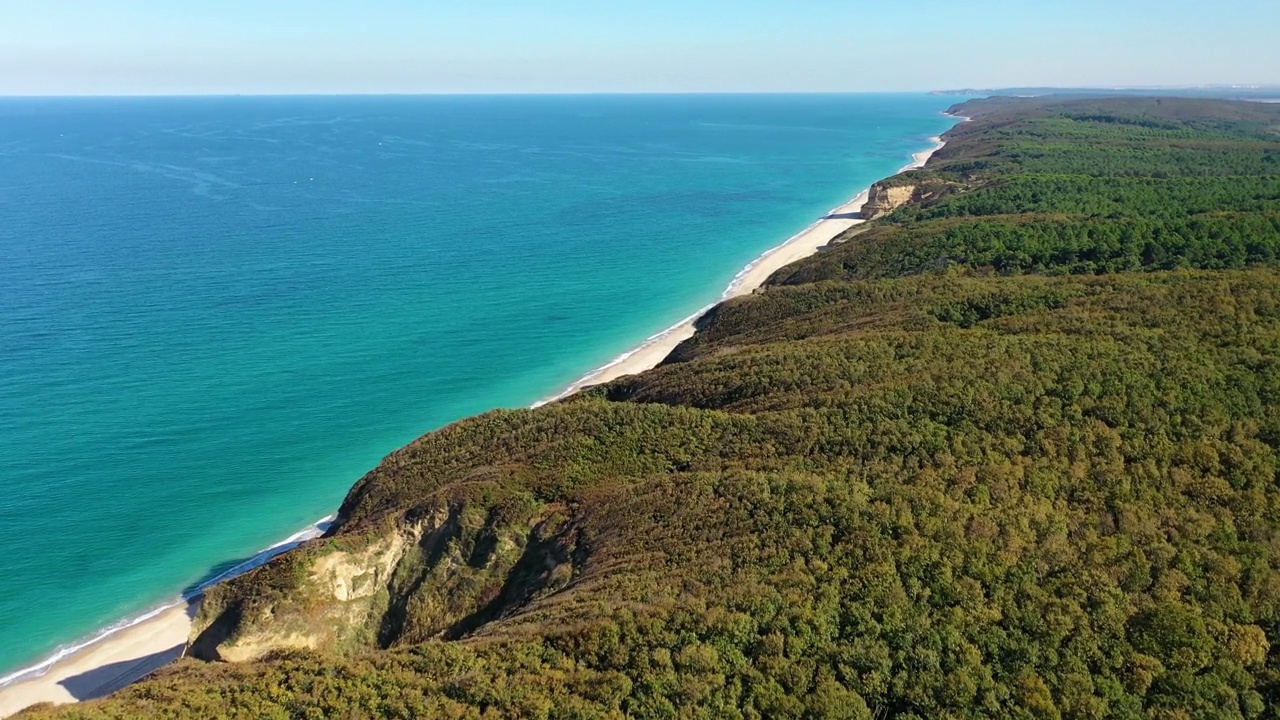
[772,97,1280,285]
[23,96,1280,719]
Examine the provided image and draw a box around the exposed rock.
[187,497,587,662]
[861,182,917,220]
[188,517,430,662]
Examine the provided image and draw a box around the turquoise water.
[0,94,957,678]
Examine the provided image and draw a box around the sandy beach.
[0,135,948,719]
[0,602,193,717]
[0,515,332,718]
[539,134,948,403]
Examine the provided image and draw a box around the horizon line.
[1,90,944,99]
[2,83,1277,100]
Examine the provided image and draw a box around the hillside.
[23,96,1280,720]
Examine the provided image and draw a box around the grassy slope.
[23,96,1280,720]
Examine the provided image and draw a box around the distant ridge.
[933,85,1280,101]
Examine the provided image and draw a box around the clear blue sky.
[2,0,1276,95]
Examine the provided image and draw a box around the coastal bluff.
[858,180,918,220]
[858,172,958,223]
[187,496,587,663]
[18,95,1280,720]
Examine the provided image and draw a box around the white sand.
[0,602,194,717]
[0,135,950,718]
[537,135,947,403]
[0,516,332,718]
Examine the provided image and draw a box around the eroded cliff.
[859,181,917,220]
[188,490,587,662]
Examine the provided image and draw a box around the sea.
[0,94,958,681]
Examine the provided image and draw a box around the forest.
[21,95,1280,719]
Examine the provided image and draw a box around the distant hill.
[935,86,1280,102]
[23,95,1280,720]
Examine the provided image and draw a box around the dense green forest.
[23,96,1280,719]
[772,97,1280,284]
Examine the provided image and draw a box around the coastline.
[0,517,333,717]
[0,605,194,717]
[536,133,949,405]
[0,131,951,718]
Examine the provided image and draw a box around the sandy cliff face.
[187,496,584,663]
[860,182,918,220]
[187,521,424,662]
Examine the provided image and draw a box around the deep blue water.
[0,94,957,679]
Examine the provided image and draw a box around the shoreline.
[0,517,333,717]
[0,130,953,718]
[535,132,949,406]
